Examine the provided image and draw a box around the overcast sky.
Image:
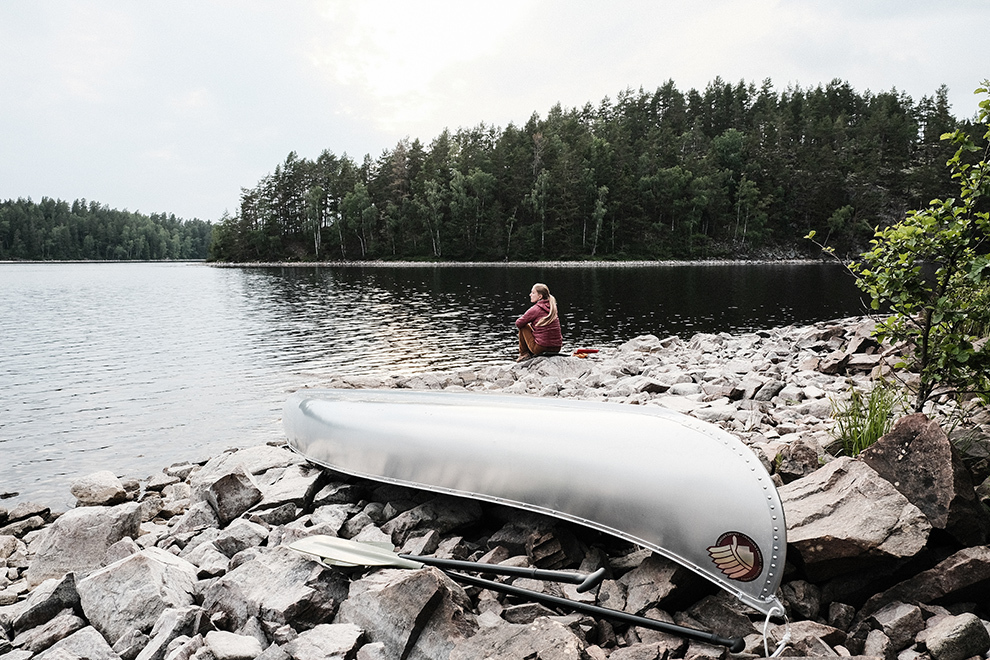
[2,1,988,222]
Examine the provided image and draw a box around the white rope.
[763,606,791,658]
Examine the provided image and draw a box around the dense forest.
[0,198,213,261]
[211,77,983,263]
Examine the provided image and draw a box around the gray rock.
[201,545,348,631]
[102,537,141,566]
[337,567,476,660]
[204,630,264,660]
[189,446,305,498]
[487,518,548,556]
[769,620,846,656]
[819,351,850,375]
[311,483,364,507]
[146,473,182,492]
[669,382,702,396]
[0,580,29,607]
[449,617,585,660]
[682,639,728,660]
[846,353,883,372]
[77,547,197,645]
[11,608,86,653]
[781,579,822,621]
[33,625,120,660]
[863,628,895,660]
[617,335,663,353]
[352,524,393,546]
[5,502,51,526]
[685,595,759,640]
[203,471,262,528]
[181,542,230,578]
[619,375,669,394]
[596,579,626,612]
[381,496,482,545]
[775,438,820,484]
[869,602,925,651]
[0,516,45,538]
[165,462,198,480]
[213,519,269,558]
[339,510,375,539]
[525,526,582,570]
[169,500,221,536]
[161,634,205,660]
[501,602,558,624]
[780,457,931,579]
[251,503,298,526]
[234,616,269,651]
[924,613,990,660]
[608,642,666,660]
[12,572,80,633]
[529,357,594,380]
[135,606,211,660]
[753,380,785,402]
[861,413,990,546]
[828,601,857,632]
[355,641,390,660]
[113,629,151,660]
[693,403,737,423]
[795,396,833,419]
[251,463,325,511]
[0,515,46,540]
[70,471,128,507]
[282,623,363,660]
[859,546,990,619]
[618,554,704,615]
[399,529,441,556]
[26,502,142,587]
[0,650,31,660]
[0,534,19,560]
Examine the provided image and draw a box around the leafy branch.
[809,82,990,412]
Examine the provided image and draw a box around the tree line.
[210,77,982,263]
[0,197,213,261]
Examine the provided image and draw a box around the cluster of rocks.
[3,316,990,660]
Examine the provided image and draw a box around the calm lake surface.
[0,261,865,508]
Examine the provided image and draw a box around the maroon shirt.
[515,299,563,348]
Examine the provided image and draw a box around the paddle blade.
[289,535,425,569]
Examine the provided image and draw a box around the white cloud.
[305,0,534,131]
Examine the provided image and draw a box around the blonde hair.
[532,283,558,327]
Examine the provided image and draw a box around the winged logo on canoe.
[707,532,764,582]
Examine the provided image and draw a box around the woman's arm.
[515,304,541,329]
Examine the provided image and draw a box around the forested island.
[0,198,213,261]
[3,78,984,264]
[211,78,982,263]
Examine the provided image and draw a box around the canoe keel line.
[283,389,786,621]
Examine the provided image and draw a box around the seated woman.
[515,282,563,361]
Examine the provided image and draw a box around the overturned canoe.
[283,389,786,616]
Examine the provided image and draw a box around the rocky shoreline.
[2,316,990,660]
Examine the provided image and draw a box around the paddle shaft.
[401,554,606,592]
[443,570,746,653]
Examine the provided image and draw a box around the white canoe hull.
[283,389,785,615]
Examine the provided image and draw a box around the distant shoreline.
[0,259,206,265]
[0,258,835,268]
[208,258,828,268]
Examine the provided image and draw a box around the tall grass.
[830,380,900,456]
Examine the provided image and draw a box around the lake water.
[0,261,865,509]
